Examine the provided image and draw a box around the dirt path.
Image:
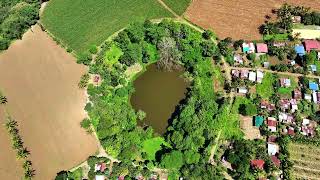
[156,0,181,19]
[0,25,99,180]
[208,130,222,164]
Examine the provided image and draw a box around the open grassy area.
[277,76,298,97]
[162,0,191,15]
[289,143,320,179]
[142,137,170,161]
[41,0,173,53]
[256,72,275,99]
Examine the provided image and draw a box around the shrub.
[77,52,92,65]
[89,45,98,54]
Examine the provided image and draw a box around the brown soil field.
[0,25,99,180]
[0,107,24,179]
[185,0,320,40]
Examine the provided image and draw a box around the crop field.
[289,143,320,180]
[0,25,98,180]
[185,0,320,40]
[41,0,173,53]
[162,0,191,15]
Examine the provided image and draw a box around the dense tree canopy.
[0,0,39,50]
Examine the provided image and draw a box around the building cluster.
[231,69,264,94]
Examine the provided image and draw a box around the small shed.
[309,82,319,91]
[255,116,264,127]
[310,65,317,72]
[96,175,105,180]
[295,45,306,56]
[238,87,248,94]
[249,71,257,82]
[268,143,279,155]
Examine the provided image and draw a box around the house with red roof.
[304,40,320,52]
[271,155,281,167]
[250,159,265,170]
[256,43,268,53]
[267,117,277,132]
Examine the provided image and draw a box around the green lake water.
[130,64,189,134]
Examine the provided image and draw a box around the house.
[271,155,281,167]
[290,99,298,112]
[310,65,317,72]
[250,159,265,169]
[261,100,268,109]
[288,126,295,135]
[304,93,312,101]
[279,99,290,110]
[317,92,320,104]
[280,78,291,87]
[292,16,302,23]
[118,176,125,180]
[242,42,255,53]
[240,69,249,79]
[309,82,319,91]
[95,175,105,180]
[268,135,277,143]
[318,52,320,60]
[255,116,264,127]
[267,117,277,132]
[295,45,306,56]
[231,69,240,78]
[94,163,107,173]
[268,143,279,155]
[293,89,302,100]
[304,40,320,52]
[234,54,243,64]
[256,43,268,53]
[279,112,295,124]
[238,87,248,94]
[249,71,257,82]
[256,70,264,83]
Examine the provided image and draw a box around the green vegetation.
[256,73,275,99]
[81,20,237,178]
[162,0,191,15]
[104,44,123,66]
[263,33,289,41]
[0,0,39,50]
[42,0,173,53]
[278,76,298,97]
[142,137,169,161]
[232,96,257,116]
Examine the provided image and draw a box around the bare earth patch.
[185,0,320,40]
[292,29,320,39]
[0,25,99,180]
[240,115,262,140]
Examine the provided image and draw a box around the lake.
[130,64,189,134]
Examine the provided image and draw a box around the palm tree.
[17,148,30,159]
[0,94,7,104]
[23,160,35,179]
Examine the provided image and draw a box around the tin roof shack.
[234,54,243,64]
[250,159,265,170]
[293,89,302,100]
[231,69,240,78]
[304,40,320,52]
[278,112,295,124]
[292,16,302,23]
[240,69,249,79]
[238,87,248,94]
[256,70,264,83]
[249,71,257,82]
[280,78,291,87]
[295,45,306,56]
[268,143,279,155]
[256,43,268,54]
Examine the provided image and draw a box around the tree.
[55,171,69,180]
[201,40,216,57]
[202,30,215,40]
[23,160,35,179]
[119,43,142,66]
[239,103,257,116]
[233,39,244,50]
[161,151,184,169]
[0,94,8,104]
[184,150,200,164]
[156,37,182,71]
[137,110,146,121]
[78,73,90,89]
[77,52,92,65]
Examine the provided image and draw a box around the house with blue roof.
[309,82,319,91]
[295,45,306,57]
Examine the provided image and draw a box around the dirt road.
[0,25,99,180]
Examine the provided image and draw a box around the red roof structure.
[271,155,281,167]
[100,163,107,172]
[251,159,265,169]
[268,136,277,143]
[304,40,320,52]
[267,118,277,127]
[288,127,295,136]
[256,43,268,53]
